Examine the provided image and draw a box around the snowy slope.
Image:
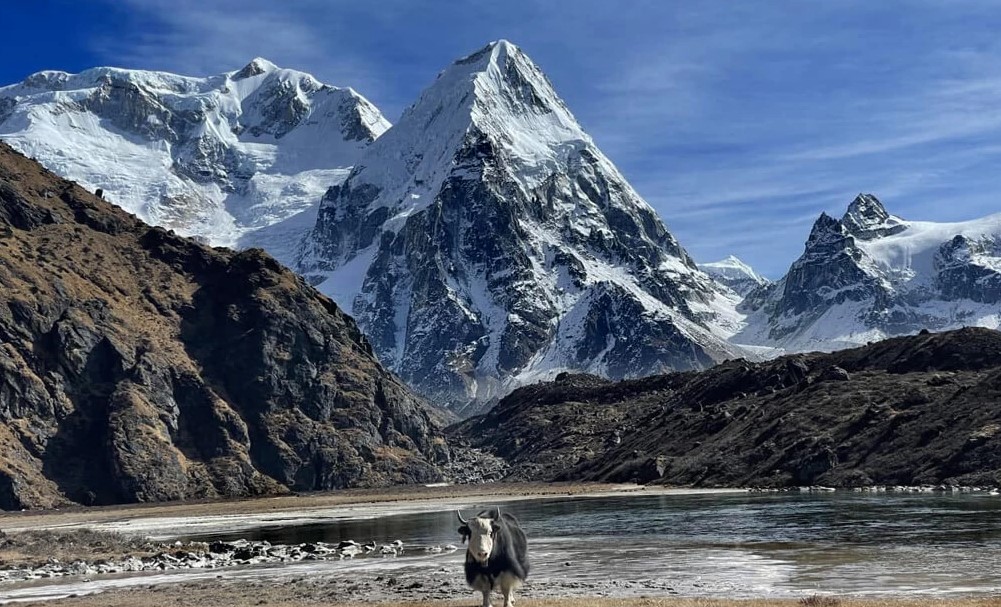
[298,40,747,410]
[698,255,769,296]
[737,193,1001,353]
[0,59,389,261]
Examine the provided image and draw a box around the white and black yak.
[457,508,530,607]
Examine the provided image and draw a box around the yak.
[457,508,529,607]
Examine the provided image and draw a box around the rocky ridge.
[0,142,447,510]
[736,193,1001,352]
[451,327,1001,488]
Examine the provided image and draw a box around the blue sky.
[5,1,1001,277]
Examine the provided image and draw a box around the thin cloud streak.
[74,1,1001,279]
[89,0,399,113]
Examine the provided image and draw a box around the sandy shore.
[0,483,739,540]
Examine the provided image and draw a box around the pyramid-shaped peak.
[346,39,589,207]
[302,40,737,406]
[234,57,278,80]
[440,39,559,102]
[841,193,906,239]
[453,39,520,67]
[490,38,517,51]
[844,193,889,224]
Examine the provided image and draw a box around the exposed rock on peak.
[844,192,888,221]
[842,193,906,239]
[298,41,743,412]
[234,57,278,79]
[806,212,847,246]
[0,142,447,510]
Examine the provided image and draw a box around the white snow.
[856,213,1001,290]
[0,60,389,248]
[698,255,768,285]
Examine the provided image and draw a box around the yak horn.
[456,510,468,524]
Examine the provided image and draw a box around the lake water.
[190,491,1001,597]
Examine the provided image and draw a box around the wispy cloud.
[89,0,398,111]
[77,0,1001,278]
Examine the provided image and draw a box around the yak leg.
[471,575,493,607]
[498,573,521,607]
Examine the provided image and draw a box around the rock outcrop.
[451,327,1001,488]
[0,142,447,510]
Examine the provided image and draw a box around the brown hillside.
[0,142,448,510]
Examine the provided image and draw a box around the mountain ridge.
[298,40,746,411]
[736,193,1001,352]
[0,58,390,261]
[451,326,1001,488]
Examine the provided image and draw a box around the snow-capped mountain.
[0,58,389,261]
[698,255,769,296]
[737,193,1001,352]
[298,40,745,409]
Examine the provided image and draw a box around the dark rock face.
[841,193,906,239]
[777,213,883,318]
[0,143,447,510]
[81,75,183,145]
[238,73,318,139]
[451,328,1001,488]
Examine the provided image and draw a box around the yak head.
[457,508,500,564]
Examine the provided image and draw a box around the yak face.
[458,512,499,564]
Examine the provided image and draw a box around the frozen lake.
[195,490,1001,596]
[3,490,1000,602]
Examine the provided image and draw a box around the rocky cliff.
[0,142,446,510]
[451,327,1001,488]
